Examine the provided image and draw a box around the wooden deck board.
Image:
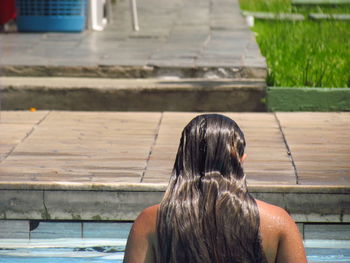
[0,111,49,162]
[276,112,350,185]
[1,111,348,188]
[0,112,161,185]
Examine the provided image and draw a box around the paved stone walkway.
[0,111,349,222]
[1,111,349,186]
[0,0,265,78]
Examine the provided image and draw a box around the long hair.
[157,114,267,263]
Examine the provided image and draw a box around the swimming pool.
[1,239,350,263]
[305,240,350,263]
[0,223,349,263]
[0,239,125,263]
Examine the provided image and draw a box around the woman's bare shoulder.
[257,199,301,238]
[137,204,159,219]
[256,200,307,263]
[123,205,160,263]
[133,204,159,235]
[256,199,293,226]
[135,204,159,223]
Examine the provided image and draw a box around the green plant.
[240,0,292,13]
[254,20,350,87]
[239,0,350,87]
[239,0,350,13]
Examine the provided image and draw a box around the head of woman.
[172,113,247,190]
[157,114,266,263]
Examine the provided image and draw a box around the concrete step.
[0,65,267,80]
[0,77,266,111]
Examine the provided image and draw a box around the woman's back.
[123,200,306,263]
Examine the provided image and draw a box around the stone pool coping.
[1,185,349,223]
[0,182,350,193]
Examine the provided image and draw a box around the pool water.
[305,240,350,263]
[0,239,350,263]
[0,239,125,263]
[307,248,350,262]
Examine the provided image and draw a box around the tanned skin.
[123,202,307,263]
[123,155,307,263]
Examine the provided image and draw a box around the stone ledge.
[0,65,267,79]
[0,77,266,90]
[0,187,349,222]
[309,13,350,20]
[0,77,266,111]
[1,182,349,193]
[241,11,305,21]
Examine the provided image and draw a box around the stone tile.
[0,220,29,238]
[0,111,160,186]
[276,113,350,186]
[0,56,49,66]
[0,34,43,46]
[243,57,267,67]
[0,113,44,160]
[0,0,265,73]
[42,33,86,42]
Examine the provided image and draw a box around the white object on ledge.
[89,0,108,31]
[246,15,254,27]
[130,0,140,31]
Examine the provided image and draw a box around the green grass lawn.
[240,0,293,12]
[240,0,350,87]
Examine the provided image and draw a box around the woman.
[123,114,306,263]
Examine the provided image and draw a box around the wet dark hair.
[157,114,267,263]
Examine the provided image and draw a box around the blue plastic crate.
[16,0,86,32]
